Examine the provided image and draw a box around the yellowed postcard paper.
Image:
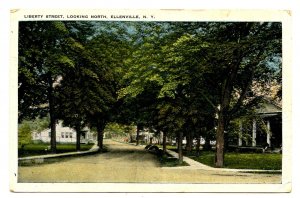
[10,9,292,192]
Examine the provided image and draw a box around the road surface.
[18,139,281,183]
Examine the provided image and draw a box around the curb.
[18,145,100,165]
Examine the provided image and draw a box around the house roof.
[256,101,282,116]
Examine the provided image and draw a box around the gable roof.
[256,100,282,116]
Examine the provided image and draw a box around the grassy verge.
[155,145,281,170]
[18,143,94,158]
[147,145,189,167]
[190,151,282,170]
[158,155,189,167]
[157,145,177,150]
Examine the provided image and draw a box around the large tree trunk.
[186,130,193,154]
[49,117,56,153]
[215,46,241,167]
[97,123,105,150]
[215,111,225,168]
[215,76,234,167]
[136,124,140,146]
[178,131,183,164]
[75,124,81,151]
[48,75,56,154]
[196,133,201,157]
[162,130,167,154]
[157,131,161,145]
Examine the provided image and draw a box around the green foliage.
[18,21,281,164]
[18,21,76,122]
[18,122,32,147]
[18,116,50,147]
[31,116,50,132]
[104,122,135,138]
[116,22,281,167]
[57,55,75,68]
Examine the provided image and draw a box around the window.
[61,132,64,138]
[66,132,69,138]
[48,132,51,138]
[70,132,72,138]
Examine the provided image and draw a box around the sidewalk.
[18,143,99,165]
[111,140,281,173]
[165,149,282,173]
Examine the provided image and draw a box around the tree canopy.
[18,21,281,166]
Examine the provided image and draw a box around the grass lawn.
[190,151,282,170]
[155,144,281,170]
[148,145,189,167]
[18,143,94,158]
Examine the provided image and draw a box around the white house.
[32,121,96,144]
[237,101,282,148]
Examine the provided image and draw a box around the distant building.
[32,121,96,144]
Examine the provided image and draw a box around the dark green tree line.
[18,21,281,168]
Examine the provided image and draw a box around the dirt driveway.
[18,139,281,183]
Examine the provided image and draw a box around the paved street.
[18,139,281,183]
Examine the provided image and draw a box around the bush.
[18,122,32,148]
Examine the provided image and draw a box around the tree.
[18,21,80,153]
[18,121,32,150]
[119,22,281,167]
[54,22,99,151]
[203,23,282,167]
[83,22,132,150]
[19,21,280,166]
[154,22,281,167]
[118,22,202,163]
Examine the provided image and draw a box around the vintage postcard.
[10,9,292,192]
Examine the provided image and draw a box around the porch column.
[238,121,243,146]
[252,119,257,147]
[266,120,271,147]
